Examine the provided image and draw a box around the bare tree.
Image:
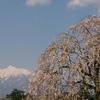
[26,15,100,100]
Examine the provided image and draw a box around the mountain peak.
[0,65,32,79]
[0,66,33,96]
[7,65,17,69]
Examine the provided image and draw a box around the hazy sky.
[0,0,99,70]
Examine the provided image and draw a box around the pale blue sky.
[0,0,99,70]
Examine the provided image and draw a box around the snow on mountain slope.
[0,65,33,96]
[0,65,32,79]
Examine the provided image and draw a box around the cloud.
[26,0,50,6]
[67,0,100,15]
[67,0,100,8]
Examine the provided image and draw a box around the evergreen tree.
[6,89,27,100]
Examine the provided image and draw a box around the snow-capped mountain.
[0,65,32,96]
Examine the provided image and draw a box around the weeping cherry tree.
[27,15,100,100]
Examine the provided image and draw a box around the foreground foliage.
[6,89,27,100]
[27,15,100,100]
